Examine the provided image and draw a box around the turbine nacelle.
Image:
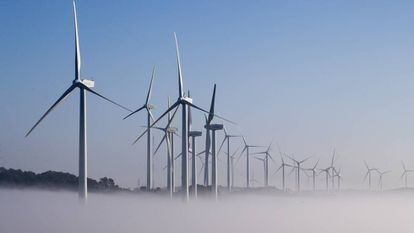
[73,79,94,88]
[167,127,179,133]
[206,124,223,131]
[189,131,202,137]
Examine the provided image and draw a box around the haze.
[1,189,414,233]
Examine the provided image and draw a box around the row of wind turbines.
[25,1,414,203]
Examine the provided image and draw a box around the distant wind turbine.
[274,146,293,191]
[251,142,276,187]
[363,161,377,190]
[123,67,157,191]
[319,167,330,191]
[377,169,390,192]
[239,137,264,188]
[218,127,242,191]
[304,159,319,192]
[132,34,233,201]
[287,156,311,192]
[401,162,414,189]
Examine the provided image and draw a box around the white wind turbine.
[319,167,331,191]
[238,137,264,189]
[333,167,343,191]
[401,161,414,189]
[150,100,180,197]
[217,127,242,191]
[132,33,232,201]
[123,67,157,190]
[363,161,378,190]
[273,148,293,191]
[287,155,311,192]
[203,84,218,186]
[251,142,276,187]
[304,159,319,192]
[25,1,131,202]
[377,169,390,192]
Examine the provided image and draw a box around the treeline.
[0,167,129,192]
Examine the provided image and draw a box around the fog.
[1,189,413,233]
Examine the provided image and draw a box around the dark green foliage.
[0,167,125,192]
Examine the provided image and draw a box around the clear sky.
[2,0,414,190]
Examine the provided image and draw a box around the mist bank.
[1,189,414,233]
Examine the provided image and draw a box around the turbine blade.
[26,85,76,137]
[401,161,407,171]
[148,109,156,122]
[174,32,184,98]
[84,86,132,112]
[132,101,180,145]
[288,166,296,176]
[273,165,283,176]
[145,66,156,105]
[154,133,167,155]
[300,156,311,164]
[313,159,320,170]
[217,137,226,155]
[73,0,81,81]
[188,100,192,127]
[207,84,216,124]
[185,100,236,125]
[123,105,146,120]
[363,171,369,181]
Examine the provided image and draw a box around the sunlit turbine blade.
[173,32,184,98]
[26,84,76,137]
[73,0,81,81]
[148,109,156,122]
[83,86,132,112]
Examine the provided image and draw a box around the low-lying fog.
[1,188,413,233]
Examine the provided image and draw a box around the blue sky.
[2,0,414,189]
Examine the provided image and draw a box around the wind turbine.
[333,167,342,191]
[208,123,223,199]
[123,67,156,191]
[328,149,336,189]
[218,127,242,191]
[251,142,276,187]
[363,161,377,190]
[239,137,264,189]
[188,102,203,199]
[304,159,319,192]
[132,33,232,202]
[319,167,330,191]
[150,100,180,197]
[287,155,311,192]
[254,156,268,187]
[377,169,390,192]
[401,161,414,189]
[203,84,217,187]
[25,1,131,202]
[273,147,293,191]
